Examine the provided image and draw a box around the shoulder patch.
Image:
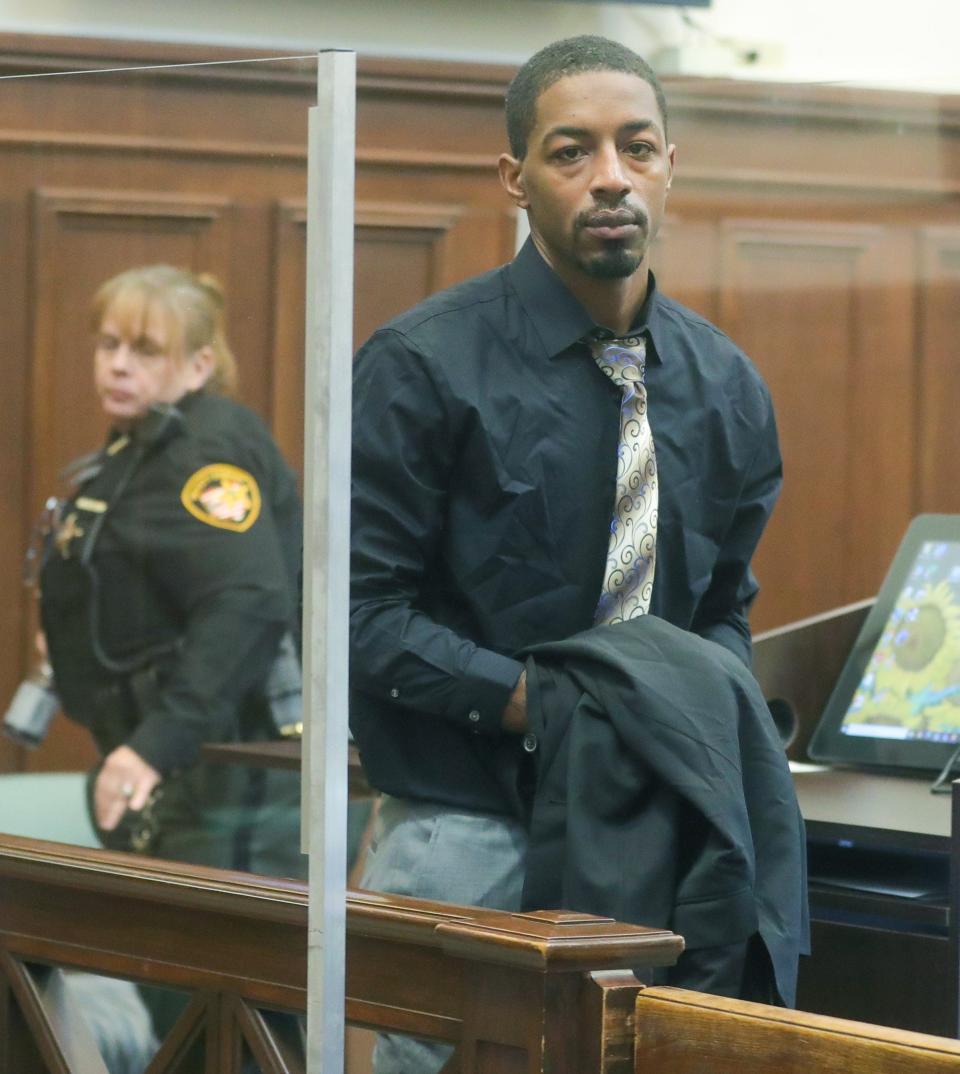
[180,463,262,533]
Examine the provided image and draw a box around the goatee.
[579,246,643,279]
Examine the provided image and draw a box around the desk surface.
[198,748,952,843]
[793,767,952,848]
[201,740,373,797]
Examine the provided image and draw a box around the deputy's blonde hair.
[92,264,238,396]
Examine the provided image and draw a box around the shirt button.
[468,710,481,723]
[522,733,538,753]
[389,687,400,699]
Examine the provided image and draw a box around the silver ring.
[120,782,135,799]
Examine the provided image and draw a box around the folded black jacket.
[517,615,809,1007]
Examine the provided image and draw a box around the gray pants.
[361,796,528,1074]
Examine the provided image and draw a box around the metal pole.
[302,48,355,1074]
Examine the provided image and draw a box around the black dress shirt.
[350,238,781,814]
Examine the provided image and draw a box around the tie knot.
[591,335,647,389]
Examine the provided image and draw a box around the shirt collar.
[623,270,665,366]
[506,237,664,365]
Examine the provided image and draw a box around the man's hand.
[501,668,528,733]
[94,745,161,831]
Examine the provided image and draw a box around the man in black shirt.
[351,35,786,1068]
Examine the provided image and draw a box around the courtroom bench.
[632,986,960,1073]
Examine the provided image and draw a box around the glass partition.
[0,49,326,1074]
[1,16,959,1069]
[0,49,323,870]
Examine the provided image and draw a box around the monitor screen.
[840,540,960,745]
[808,515,960,772]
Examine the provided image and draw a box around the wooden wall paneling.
[1,62,314,444]
[270,192,514,483]
[355,158,518,281]
[917,227,960,513]
[649,209,722,325]
[354,199,464,344]
[718,219,916,631]
[667,80,960,203]
[221,198,286,428]
[0,175,30,774]
[844,223,917,597]
[25,187,233,774]
[270,202,308,482]
[355,74,506,164]
[30,187,233,497]
[0,66,315,162]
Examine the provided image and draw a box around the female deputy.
[39,264,304,878]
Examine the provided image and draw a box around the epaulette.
[135,403,186,448]
[60,449,106,488]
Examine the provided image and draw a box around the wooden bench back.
[634,987,960,1073]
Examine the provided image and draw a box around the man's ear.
[498,153,529,209]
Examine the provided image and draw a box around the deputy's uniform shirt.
[40,390,301,775]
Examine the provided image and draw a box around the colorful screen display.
[841,540,960,744]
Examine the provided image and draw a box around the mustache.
[576,204,649,231]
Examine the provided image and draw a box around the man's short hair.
[505,35,668,160]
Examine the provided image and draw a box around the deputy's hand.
[94,745,161,831]
[501,668,528,733]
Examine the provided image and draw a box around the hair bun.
[195,272,225,308]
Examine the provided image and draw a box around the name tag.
[75,497,107,514]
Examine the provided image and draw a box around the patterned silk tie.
[590,335,658,625]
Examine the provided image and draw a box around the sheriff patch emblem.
[180,464,261,533]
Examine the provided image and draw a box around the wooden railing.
[0,834,682,1074]
[0,835,308,1073]
[4,832,960,1074]
[345,891,684,1074]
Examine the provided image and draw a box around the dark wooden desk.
[754,602,960,1034]
[202,740,301,771]
[201,740,372,798]
[790,765,958,1036]
[795,768,951,849]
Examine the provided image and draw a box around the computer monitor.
[809,515,960,772]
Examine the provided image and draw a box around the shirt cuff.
[446,648,526,736]
[126,715,201,776]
